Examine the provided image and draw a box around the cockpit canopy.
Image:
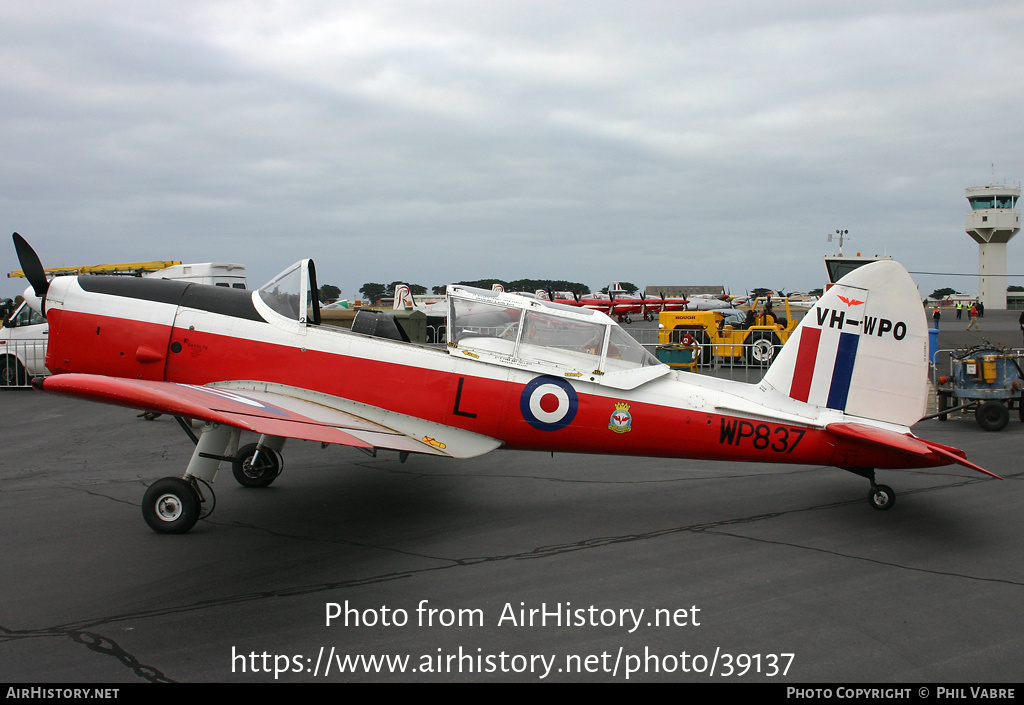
[253,269,668,390]
[447,285,667,390]
[258,259,320,325]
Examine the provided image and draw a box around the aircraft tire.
[868,484,895,511]
[975,401,1009,432]
[142,477,201,534]
[232,443,282,488]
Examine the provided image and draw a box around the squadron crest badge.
[608,402,633,434]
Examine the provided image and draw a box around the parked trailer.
[935,343,1024,431]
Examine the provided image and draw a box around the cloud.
[3,1,1024,299]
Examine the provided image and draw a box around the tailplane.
[762,260,928,427]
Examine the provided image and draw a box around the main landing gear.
[232,442,283,488]
[140,419,287,534]
[847,467,896,511]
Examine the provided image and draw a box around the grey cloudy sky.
[3,0,1024,301]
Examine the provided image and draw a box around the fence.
[1,337,48,388]
[629,328,775,383]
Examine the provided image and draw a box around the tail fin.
[762,260,928,427]
[393,284,413,310]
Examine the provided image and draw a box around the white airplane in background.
[683,294,733,311]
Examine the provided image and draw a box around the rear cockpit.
[447,285,668,390]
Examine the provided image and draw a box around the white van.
[1,263,246,386]
[144,262,247,289]
[1,301,47,385]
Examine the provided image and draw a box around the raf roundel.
[520,375,579,431]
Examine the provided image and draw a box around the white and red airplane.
[12,233,998,534]
[537,288,689,323]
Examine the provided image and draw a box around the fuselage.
[39,273,936,472]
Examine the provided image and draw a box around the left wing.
[36,374,503,459]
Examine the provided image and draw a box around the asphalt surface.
[1,311,1022,683]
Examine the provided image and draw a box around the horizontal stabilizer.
[827,422,1001,479]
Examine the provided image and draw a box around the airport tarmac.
[1,312,1023,683]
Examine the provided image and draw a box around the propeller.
[639,292,656,319]
[12,233,50,308]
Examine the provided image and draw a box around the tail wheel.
[232,443,282,487]
[868,484,895,511]
[142,477,201,534]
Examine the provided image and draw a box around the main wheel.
[232,443,282,488]
[868,484,895,511]
[976,401,1009,432]
[142,477,201,534]
[1,356,26,387]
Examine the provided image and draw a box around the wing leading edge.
[36,374,503,459]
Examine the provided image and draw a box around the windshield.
[7,303,46,327]
[258,260,320,324]
[605,326,662,369]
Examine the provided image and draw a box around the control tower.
[965,183,1020,310]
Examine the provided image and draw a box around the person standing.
[956,301,963,320]
[932,306,941,329]
[966,303,980,331]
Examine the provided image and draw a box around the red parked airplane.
[12,233,997,534]
[538,287,688,323]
